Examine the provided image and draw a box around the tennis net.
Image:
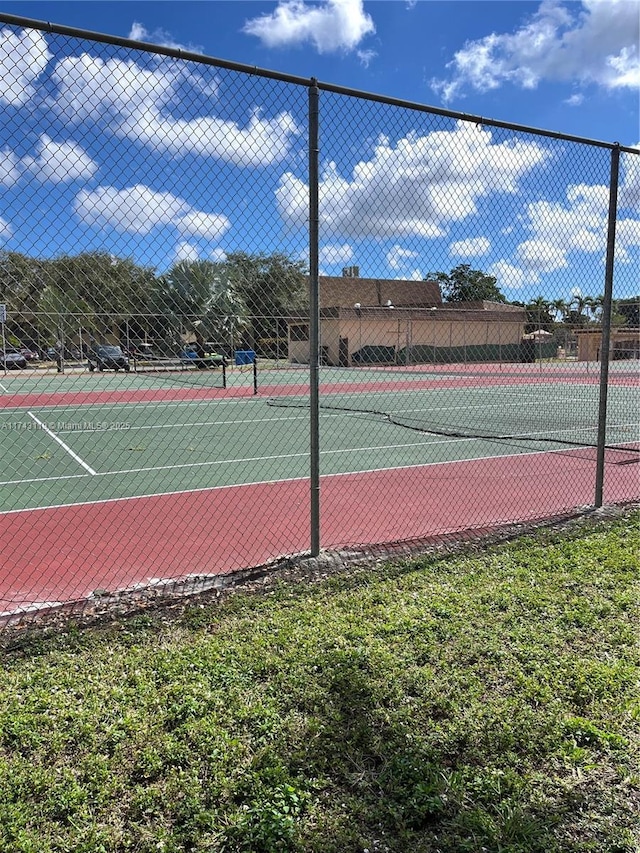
[267,384,640,453]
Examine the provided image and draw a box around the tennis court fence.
[0,13,638,629]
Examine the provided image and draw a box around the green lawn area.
[1,511,638,853]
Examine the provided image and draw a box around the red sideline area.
[1,448,638,613]
[0,371,635,411]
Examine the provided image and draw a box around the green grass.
[1,512,638,853]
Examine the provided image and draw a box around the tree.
[46,252,156,318]
[41,252,158,348]
[149,260,249,353]
[566,293,590,327]
[225,251,308,348]
[550,298,569,323]
[0,252,48,347]
[202,271,249,350]
[428,264,507,304]
[612,296,639,327]
[585,295,603,323]
[524,296,554,332]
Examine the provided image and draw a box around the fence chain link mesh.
[0,17,637,627]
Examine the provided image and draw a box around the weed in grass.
[223,782,307,852]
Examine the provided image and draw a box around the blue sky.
[0,0,638,304]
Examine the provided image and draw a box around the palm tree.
[569,293,589,326]
[202,271,249,351]
[585,295,603,323]
[550,298,569,323]
[150,260,248,354]
[526,296,553,331]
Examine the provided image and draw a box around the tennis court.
[1,361,638,614]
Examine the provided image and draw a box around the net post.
[309,78,321,557]
[594,144,620,508]
[1,317,6,377]
[57,322,65,375]
[222,359,227,389]
[253,356,258,395]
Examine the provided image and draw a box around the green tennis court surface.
[1,372,638,513]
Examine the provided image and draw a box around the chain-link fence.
[0,14,638,628]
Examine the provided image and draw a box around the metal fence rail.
[0,13,638,627]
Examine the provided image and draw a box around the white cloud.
[0,27,51,106]
[319,243,354,266]
[449,236,491,257]
[0,136,96,186]
[128,22,202,54]
[489,260,530,290]
[517,239,569,274]
[74,184,229,238]
[24,135,97,183]
[210,247,227,263]
[619,146,640,208]
[494,177,640,285]
[357,49,377,68]
[386,245,419,270]
[175,212,230,240]
[524,185,610,256]
[0,216,13,240]
[243,0,375,53]
[277,122,549,239]
[52,55,299,167]
[174,242,201,263]
[607,45,640,88]
[52,55,183,123]
[126,107,300,167]
[0,149,21,186]
[432,0,640,102]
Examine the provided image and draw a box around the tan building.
[288,276,527,366]
[575,327,640,361]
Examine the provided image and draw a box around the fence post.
[308,78,321,556]
[594,145,620,508]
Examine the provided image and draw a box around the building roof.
[312,275,443,309]
[288,304,526,323]
[574,326,639,335]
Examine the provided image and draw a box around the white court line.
[0,433,456,486]
[2,424,612,490]
[27,411,97,476]
[0,392,627,435]
[0,473,90,487]
[0,395,262,414]
[0,443,594,517]
[52,412,319,433]
[0,428,516,487]
[0,381,620,416]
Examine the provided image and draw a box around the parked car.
[44,345,81,361]
[20,347,39,361]
[2,349,28,369]
[127,342,159,360]
[87,344,131,372]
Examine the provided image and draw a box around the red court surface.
[1,447,638,613]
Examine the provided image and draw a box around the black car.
[88,345,131,372]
